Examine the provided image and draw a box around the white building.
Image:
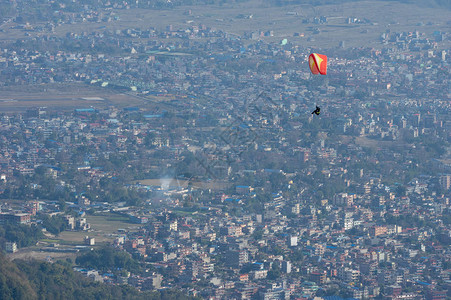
[5,242,17,253]
[282,261,292,274]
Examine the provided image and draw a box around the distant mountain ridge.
[266,0,450,9]
[1,0,450,15]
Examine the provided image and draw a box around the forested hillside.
[0,254,199,300]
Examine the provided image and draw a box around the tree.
[395,185,406,197]
[41,215,67,235]
[251,229,263,241]
[267,262,281,280]
[75,246,140,274]
[0,224,43,248]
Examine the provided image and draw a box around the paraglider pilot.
[312,106,321,115]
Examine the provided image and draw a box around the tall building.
[339,268,360,283]
[27,201,40,215]
[344,217,354,231]
[282,261,291,274]
[226,250,248,267]
[334,193,354,206]
[313,244,325,256]
[370,226,387,237]
[65,215,75,230]
[309,271,326,285]
[439,175,450,191]
[169,220,178,231]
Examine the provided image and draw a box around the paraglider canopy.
[309,53,327,75]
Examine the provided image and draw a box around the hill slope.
[0,253,198,300]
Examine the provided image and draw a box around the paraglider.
[308,53,327,115]
[309,53,327,75]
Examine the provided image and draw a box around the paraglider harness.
[312,106,321,115]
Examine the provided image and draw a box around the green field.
[56,213,139,245]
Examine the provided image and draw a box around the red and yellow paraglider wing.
[309,53,327,75]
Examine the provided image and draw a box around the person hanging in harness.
[311,106,321,116]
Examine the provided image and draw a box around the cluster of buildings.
[65,182,450,299]
[0,96,448,298]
